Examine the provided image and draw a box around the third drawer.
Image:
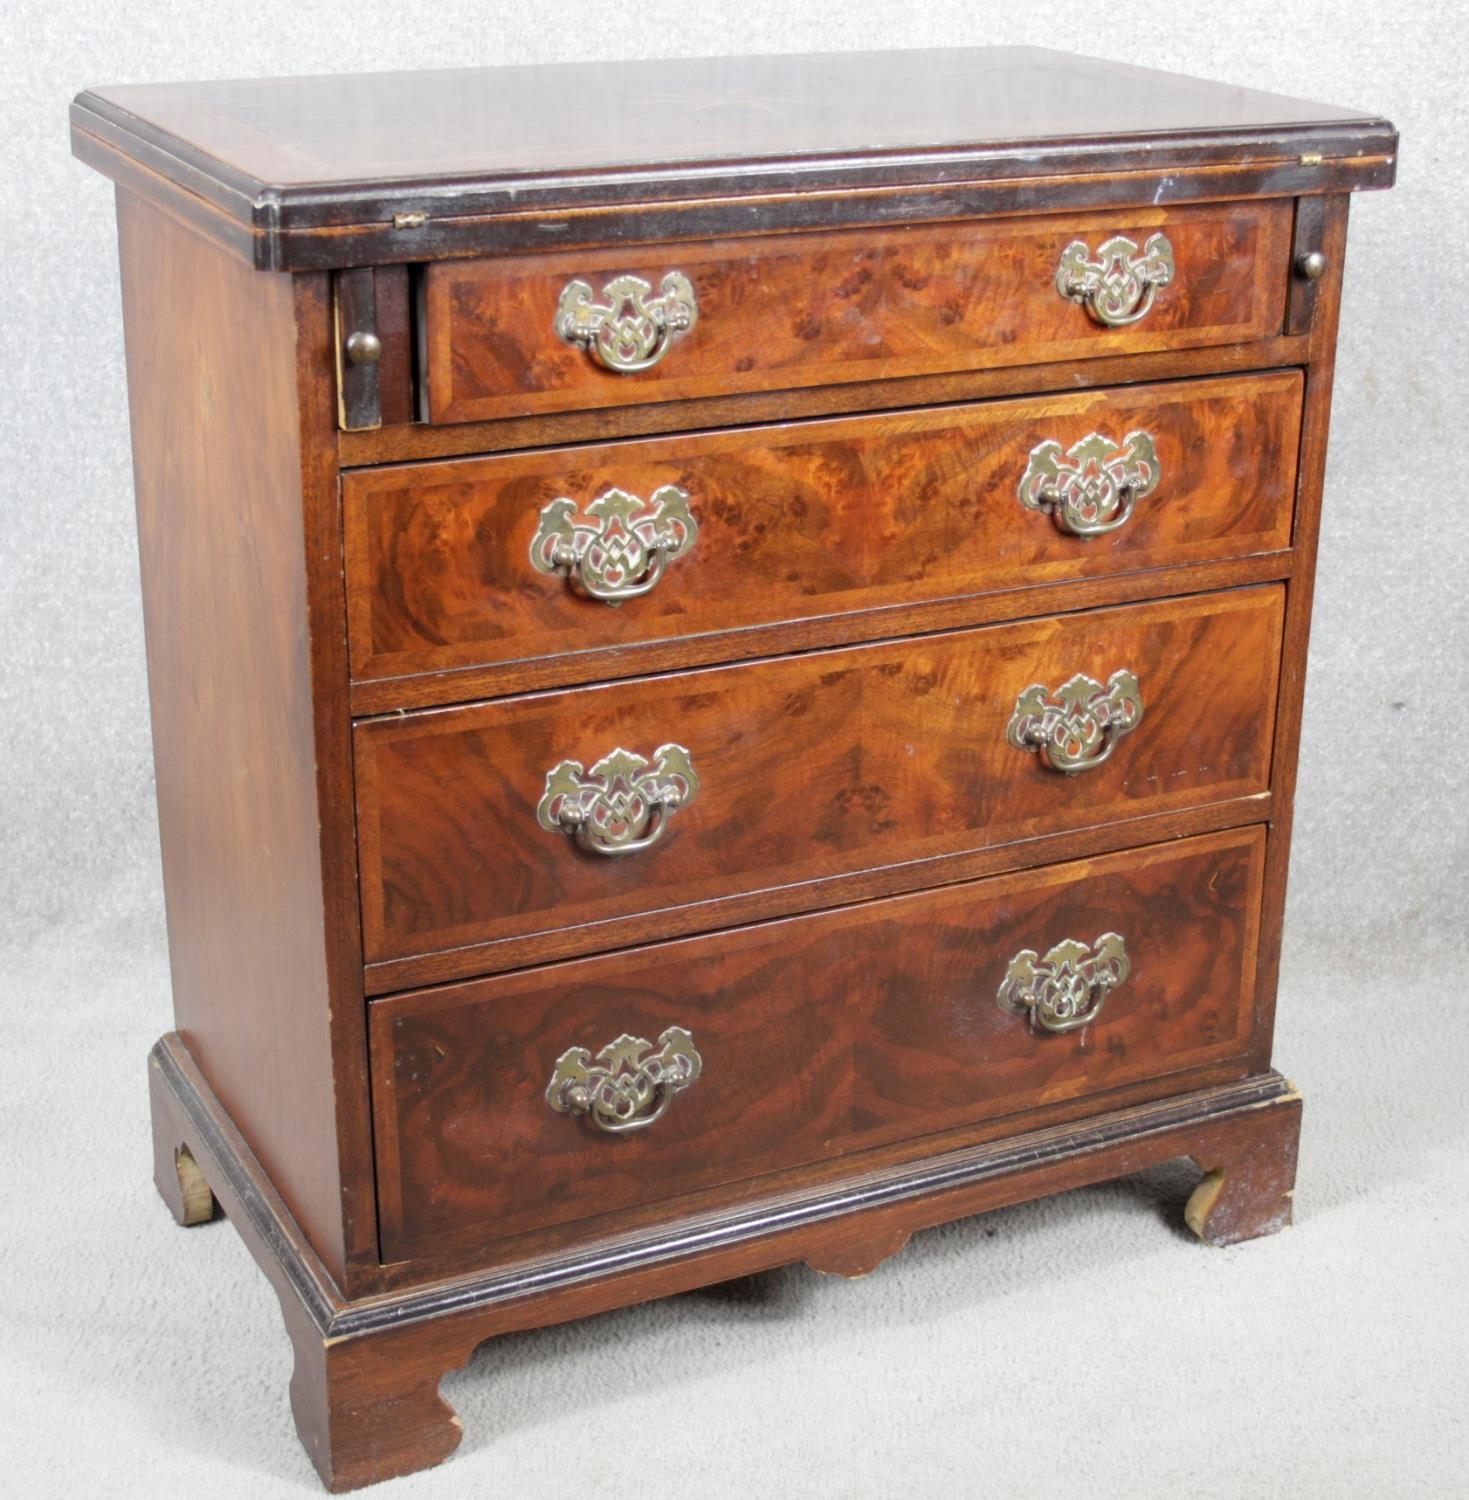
[355,585,1283,980]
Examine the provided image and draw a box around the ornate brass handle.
[546,1027,703,1134]
[1056,232,1175,327]
[537,743,699,857]
[1018,430,1160,537]
[997,933,1131,1033]
[1007,670,1143,775]
[530,485,698,604]
[555,271,698,373]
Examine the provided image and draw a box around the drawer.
[355,586,1283,975]
[345,371,1301,697]
[422,200,1293,425]
[370,826,1266,1263]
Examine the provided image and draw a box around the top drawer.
[422,200,1293,425]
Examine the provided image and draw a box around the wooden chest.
[71,46,1395,1490]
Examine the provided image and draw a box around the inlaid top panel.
[77,47,1384,186]
[71,47,1395,268]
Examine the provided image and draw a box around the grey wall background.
[2,0,1464,959]
[1,3,1465,1497]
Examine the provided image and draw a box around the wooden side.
[371,827,1264,1263]
[115,189,370,1287]
[344,370,1301,695]
[1248,194,1352,1068]
[424,200,1292,423]
[355,586,1284,978]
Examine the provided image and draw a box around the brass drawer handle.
[1018,429,1160,537]
[555,271,698,373]
[1007,669,1143,775]
[537,743,699,857]
[1056,232,1175,327]
[998,933,1131,1033]
[547,1027,703,1134]
[530,485,698,604]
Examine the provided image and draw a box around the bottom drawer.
[371,825,1265,1264]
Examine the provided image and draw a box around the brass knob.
[998,933,1131,1033]
[1007,669,1143,775]
[554,271,698,372]
[530,485,699,603]
[1018,429,1160,537]
[546,1027,703,1134]
[537,744,699,857]
[1056,231,1175,327]
[1295,250,1329,282]
[344,330,383,366]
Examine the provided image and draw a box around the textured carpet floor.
[1,870,1464,1499]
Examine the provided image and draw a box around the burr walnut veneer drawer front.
[370,826,1266,1263]
[423,200,1293,425]
[345,371,1301,698]
[355,586,1283,978]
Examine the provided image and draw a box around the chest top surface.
[72,47,1395,270]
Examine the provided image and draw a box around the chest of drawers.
[71,46,1395,1490]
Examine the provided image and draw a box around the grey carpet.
[2,871,1464,1497]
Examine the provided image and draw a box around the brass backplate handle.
[546,1027,703,1134]
[536,743,699,857]
[555,271,698,372]
[1007,669,1142,775]
[997,932,1131,1033]
[530,485,698,603]
[1018,429,1160,537]
[1055,232,1175,327]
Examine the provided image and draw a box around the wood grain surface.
[114,190,365,1282]
[370,827,1264,1262]
[346,370,1301,692]
[71,49,1393,273]
[355,586,1284,971]
[424,201,1292,422]
[77,49,1379,194]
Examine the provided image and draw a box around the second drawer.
[344,370,1301,701]
[355,585,1283,975]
